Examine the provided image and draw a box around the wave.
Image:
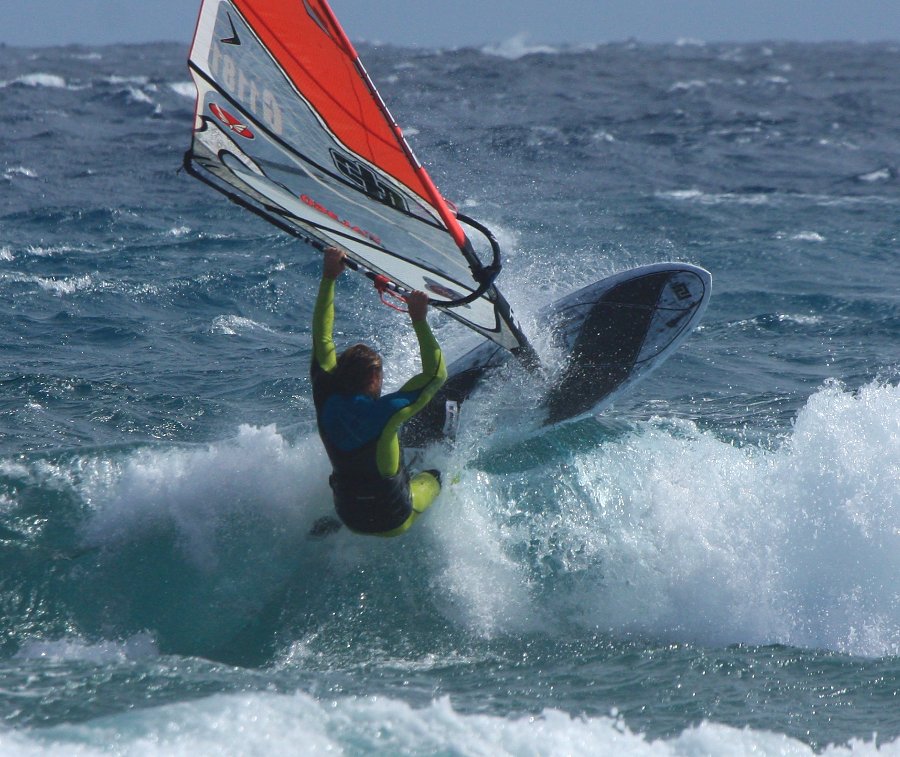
[440,380,900,656]
[13,634,158,665]
[209,315,278,336]
[857,168,894,183]
[655,188,900,209]
[168,81,196,99]
[656,188,773,206]
[0,690,891,756]
[2,167,38,181]
[0,73,69,89]
[0,270,97,295]
[481,34,561,60]
[1,380,896,663]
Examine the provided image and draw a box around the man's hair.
[333,343,382,395]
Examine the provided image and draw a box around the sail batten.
[186,0,528,352]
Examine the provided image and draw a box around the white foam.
[23,244,78,258]
[4,73,67,89]
[104,75,149,86]
[168,81,197,99]
[669,79,709,92]
[35,274,94,296]
[3,166,38,180]
[210,314,277,336]
[657,188,771,206]
[776,313,824,326]
[482,34,559,60]
[790,231,826,242]
[858,168,891,183]
[59,373,900,660]
[659,189,705,201]
[80,425,331,572]
[0,461,30,480]
[775,230,826,242]
[430,465,541,637]
[125,86,155,106]
[0,690,891,756]
[444,380,900,656]
[13,633,158,665]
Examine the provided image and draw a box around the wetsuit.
[311,276,447,536]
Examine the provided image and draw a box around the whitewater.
[1,35,899,755]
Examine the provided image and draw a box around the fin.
[441,400,460,438]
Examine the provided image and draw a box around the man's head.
[334,343,383,398]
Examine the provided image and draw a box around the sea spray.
[443,380,900,656]
[59,380,896,659]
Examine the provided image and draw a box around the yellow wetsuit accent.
[374,318,446,477]
[375,470,442,537]
[312,277,339,373]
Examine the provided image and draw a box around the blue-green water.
[1,38,898,754]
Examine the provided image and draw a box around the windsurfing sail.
[185,0,531,354]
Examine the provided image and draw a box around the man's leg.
[375,471,441,537]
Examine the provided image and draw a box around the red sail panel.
[231,0,466,246]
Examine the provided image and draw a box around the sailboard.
[402,263,712,448]
[184,0,531,354]
[185,1,713,443]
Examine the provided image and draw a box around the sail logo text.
[300,195,382,246]
[330,151,408,212]
[209,45,284,135]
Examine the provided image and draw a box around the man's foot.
[307,516,343,539]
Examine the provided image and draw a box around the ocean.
[1,34,899,755]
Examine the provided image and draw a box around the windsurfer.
[310,246,447,536]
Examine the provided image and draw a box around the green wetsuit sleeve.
[312,277,337,373]
[375,319,448,477]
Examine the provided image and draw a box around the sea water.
[1,37,899,755]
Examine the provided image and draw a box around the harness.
[324,434,412,533]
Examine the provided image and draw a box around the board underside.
[402,263,711,448]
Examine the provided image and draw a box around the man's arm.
[405,291,445,383]
[375,291,447,476]
[311,247,346,374]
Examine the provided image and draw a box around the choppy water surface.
[1,38,898,754]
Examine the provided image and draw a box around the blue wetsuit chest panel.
[315,384,417,533]
[320,390,416,452]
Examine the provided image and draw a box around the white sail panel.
[186,0,529,352]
